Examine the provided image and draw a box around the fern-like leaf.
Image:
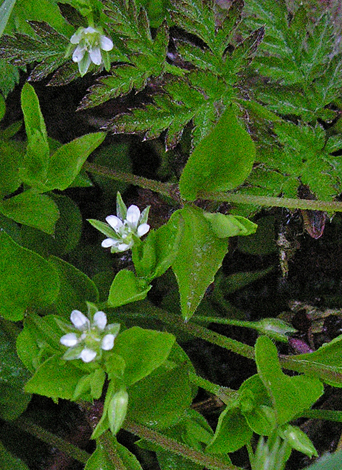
[0,21,70,81]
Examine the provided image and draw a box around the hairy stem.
[12,416,90,464]
[83,162,342,212]
[199,191,342,212]
[124,418,241,470]
[83,162,180,201]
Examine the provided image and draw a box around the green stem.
[143,305,256,360]
[199,191,342,212]
[83,162,180,201]
[12,416,90,464]
[99,432,128,470]
[188,372,238,404]
[300,409,342,422]
[124,418,241,470]
[83,162,342,212]
[193,315,261,330]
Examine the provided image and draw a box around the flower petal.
[84,26,97,34]
[60,333,79,347]
[93,311,107,330]
[106,215,123,230]
[80,348,97,362]
[102,238,117,248]
[116,242,132,252]
[101,334,115,350]
[100,35,114,51]
[126,205,141,228]
[72,45,85,63]
[137,223,150,237]
[90,47,102,65]
[70,310,90,330]
[70,31,82,44]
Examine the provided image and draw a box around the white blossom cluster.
[60,310,120,362]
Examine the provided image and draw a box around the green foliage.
[1,0,342,469]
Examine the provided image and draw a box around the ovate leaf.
[255,336,324,425]
[179,106,255,201]
[171,205,229,320]
[0,231,59,320]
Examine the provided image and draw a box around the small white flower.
[67,26,113,76]
[60,309,120,362]
[98,193,150,254]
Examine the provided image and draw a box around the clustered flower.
[88,192,150,253]
[60,309,120,362]
[67,26,113,76]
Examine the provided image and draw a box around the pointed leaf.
[45,132,106,191]
[255,336,324,425]
[171,205,229,320]
[179,105,256,201]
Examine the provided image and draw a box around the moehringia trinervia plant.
[66,26,113,76]
[88,192,150,253]
[59,307,120,362]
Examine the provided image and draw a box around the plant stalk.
[124,418,241,470]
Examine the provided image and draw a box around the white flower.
[89,192,150,254]
[67,26,113,76]
[60,309,120,362]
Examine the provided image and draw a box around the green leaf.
[108,270,151,308]
[255,336,324,425]
[171,205,229,320]
[25,355,85,399]
[0,231,60,320]
[0,140,22,198]
[179,105,255,201]
[85,437,143,470]
[0,59,19,97]
[112,326,175,385]
[305,451,342,470]
[16,314,62,373]
[206,404,252,453]
[47,256,99,317]
[0,21,71,81]
[0,328,31,421]
[45,132,106,191]
[20,194,82,257]
[0,0,17,36]
[0,191,60,234]
[0,441,30,470]
[128,364,192,429]
[132,211,183,280]
[281,335,342,387]
[20,83,50,186]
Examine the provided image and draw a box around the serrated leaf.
[179,105,256,200]
[171,205,229,320]
[0,22,70,79]
[79,65,147,110]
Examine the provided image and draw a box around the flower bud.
[108,388,129,435]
